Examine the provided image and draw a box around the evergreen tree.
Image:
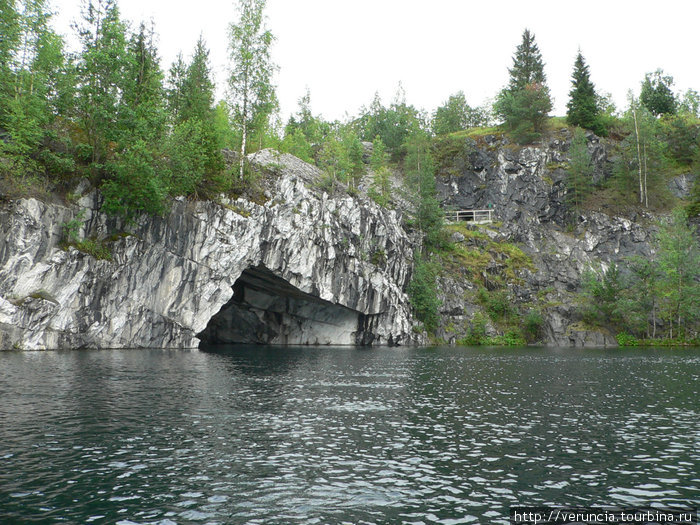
[640,69,677,117]
[1,0,71,177]
[507,29,547,91]
[228,0,276,179]
[0,1,20,123]
[566,51,603,135]
[565,127,593,213]
[74,0,129,166]
[180,36,215,124]
[119,22,167,146]
[494,29,552,143]
[166,52,186,122]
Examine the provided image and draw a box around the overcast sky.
[51,0,700,123]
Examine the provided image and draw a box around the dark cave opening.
[198,266,368,346]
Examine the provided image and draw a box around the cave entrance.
[198,266,365,346]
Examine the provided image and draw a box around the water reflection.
[0,346,698,524]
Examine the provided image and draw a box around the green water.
[0,346,698,524]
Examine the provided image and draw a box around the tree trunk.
[238,87,248,180]
[643,142,648,208]
[632,107,643,204]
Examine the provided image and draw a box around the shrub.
[407,255,441,334]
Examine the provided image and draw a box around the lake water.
[1,346,698,524]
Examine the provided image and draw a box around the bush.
[616,333,639,347]
[459,312,488,345]
[102,141,169,218]
[407,255,441,334]
[168,118,227,198]
[523,310,544,343]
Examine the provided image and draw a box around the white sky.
[51,0,700,123]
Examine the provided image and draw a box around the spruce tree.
[494,29,552,143]
[507,29,547,91]
[566,51,602,134]
[565,127,593,213]
[75,0,129,166]
[180,36,215,123]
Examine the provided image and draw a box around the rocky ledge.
[0,150,418,350]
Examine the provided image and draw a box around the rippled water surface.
[1,346,698,524]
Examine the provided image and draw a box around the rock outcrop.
[434,130,660,347]
[0,150,418,350]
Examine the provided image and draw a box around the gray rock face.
[0,150,418,350]
[668,173,697,199]
[436,132,610,225]
[435,133,656,347]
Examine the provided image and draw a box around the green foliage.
[495,83,552,144]
[523,310,543,343]
[280,127,313,163]
[566,51,605,135]
[688,176,700,218]
[616,333,638,347]
[640,69,677,117]
[168,118,227,198]
[459,312,488,345]
[678,89,700,118]
[660,114,699,166]
[407,255,441,334]
[369,166,391,207]
[494,29,552,144]
[102,140,169,218]
[370,135,386,171]
[178,36,215,124]
[356,85,425,154]
[71,238,112,260]
[228,0,277,178]
[579,208,700,340]
[611,97,669,208]
[477,288,516,322]
[566,127,593,213]
[655,207,700,338]
[284,88,327,147]
[61,209,86,244]
[580,262,626,328]
[403,131,445,251]
[75,0,129,166]
[118,22,167,148]
[432,91,488,136]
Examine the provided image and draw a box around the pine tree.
[566,51,602,134]
[228,0,276,179]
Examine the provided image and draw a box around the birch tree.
[227,0,275,179]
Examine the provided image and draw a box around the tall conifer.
[566,51,601,134]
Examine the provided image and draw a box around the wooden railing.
[444,209,494,224]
